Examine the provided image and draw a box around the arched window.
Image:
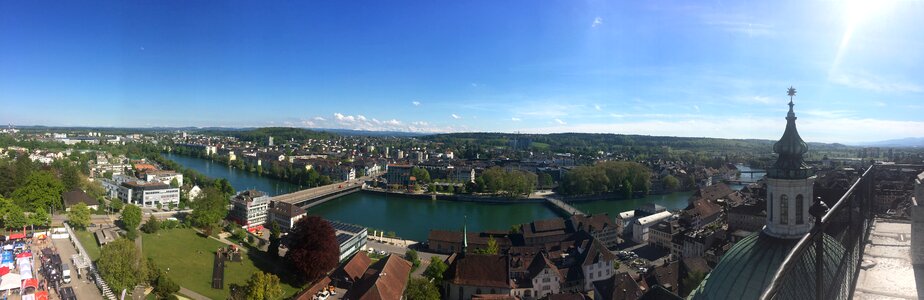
[780,194,789,225]
[796,194,804,224]
[769,193,774,222]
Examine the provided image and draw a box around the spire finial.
[787,86,796,105]
[462,215,468,252]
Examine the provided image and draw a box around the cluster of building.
[101,163,183,209]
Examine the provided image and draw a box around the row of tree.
[559,161,652,197]
[473,167,538,197]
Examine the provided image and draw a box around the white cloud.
[313,117,326,121]
[411,121,429,126]
[693,105,701,112]
[594,104,602,111]
[333,113,356,122]
[471,83,479,88]
[511,117,522,121]
[734,95,774,105]
[412,101,421,106]
[701,13,774,37]
[874,101,887,107]
[592,17,603,28]
[451,114,462,119]
[357,115,367,121]
[829,72,923,93]
[384,119,401,125]
[554,118,567,125]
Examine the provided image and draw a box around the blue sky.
[1,1,923,143]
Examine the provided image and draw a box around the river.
[165,153,703,241]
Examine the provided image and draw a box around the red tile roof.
[344,254,412,300]
[445,254,511,288]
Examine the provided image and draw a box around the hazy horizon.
[3,1,924,143]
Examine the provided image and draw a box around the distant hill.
[860,137,924,148]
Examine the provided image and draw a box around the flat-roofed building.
[119,181,180,208]
[230,190,270,228]
[632,211,673,243]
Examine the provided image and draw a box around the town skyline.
[3,0,924,143]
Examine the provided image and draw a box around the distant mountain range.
[858,137,924,148]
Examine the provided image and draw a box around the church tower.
[764,87,816,239]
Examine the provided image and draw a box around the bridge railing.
[759,164,923,300]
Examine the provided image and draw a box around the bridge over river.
[269,176,371,208]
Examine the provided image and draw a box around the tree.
[485,236,499,254]
[121,204,142,232]
[169,178,180,188]
[97,239,147,292]
[267,221,281,258]
[681,271,706,297]
[30,206,50,227]
[405,249,421,272]
[61,165,82,191]
[423,256,448,285]
[411,167,431,183]
[11,171,65,211]
[110,197,124,212]
[141,214,160,234]
[538,173,553,189]
[245,271,284,300]
[153,271,180,298]
[663,175,681,191]
[67,203,91,229]
[285,216,338,283]
[3,204,27,230]
[404,277,440,300]
[190,187,229,236]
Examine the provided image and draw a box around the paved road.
[51,236,105,299]
[178,287,212,300]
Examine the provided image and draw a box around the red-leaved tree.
[285,216,339,283]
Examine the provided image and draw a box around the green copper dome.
[768,87,813,180]
[689,232,847,300]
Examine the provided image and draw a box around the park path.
[178,287,212,300]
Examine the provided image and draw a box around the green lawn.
[74,230,101,261]
[141,229,301,299]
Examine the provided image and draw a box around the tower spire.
[462,215,468,254]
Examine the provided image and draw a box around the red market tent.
[21,278,38,290]
[0,266,8,276]
[7,233,25,240]
[34,291,48,300]
[15,252,31,259]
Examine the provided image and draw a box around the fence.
[759,164,924,300]
[64,223,117,300]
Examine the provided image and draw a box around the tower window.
[769,193,773,222]
[780,194,789,225]
[796,195,804,224]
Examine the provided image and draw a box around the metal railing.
[65,223,117,300]
[759,164,923,300]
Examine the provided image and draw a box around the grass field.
[74,230,101,261]
[141,229,301,299]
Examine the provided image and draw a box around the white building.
[632,211,673,243]
[118,181,181,208]
[230,190,270,228]
[143,170,184,187]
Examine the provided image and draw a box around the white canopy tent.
[0,273,21,291]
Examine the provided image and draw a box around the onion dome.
[768,87,813,179]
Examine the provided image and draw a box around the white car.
[379,250,387,255]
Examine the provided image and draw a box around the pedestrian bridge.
[545,197,586,216]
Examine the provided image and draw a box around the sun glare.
[831,0,894,74]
